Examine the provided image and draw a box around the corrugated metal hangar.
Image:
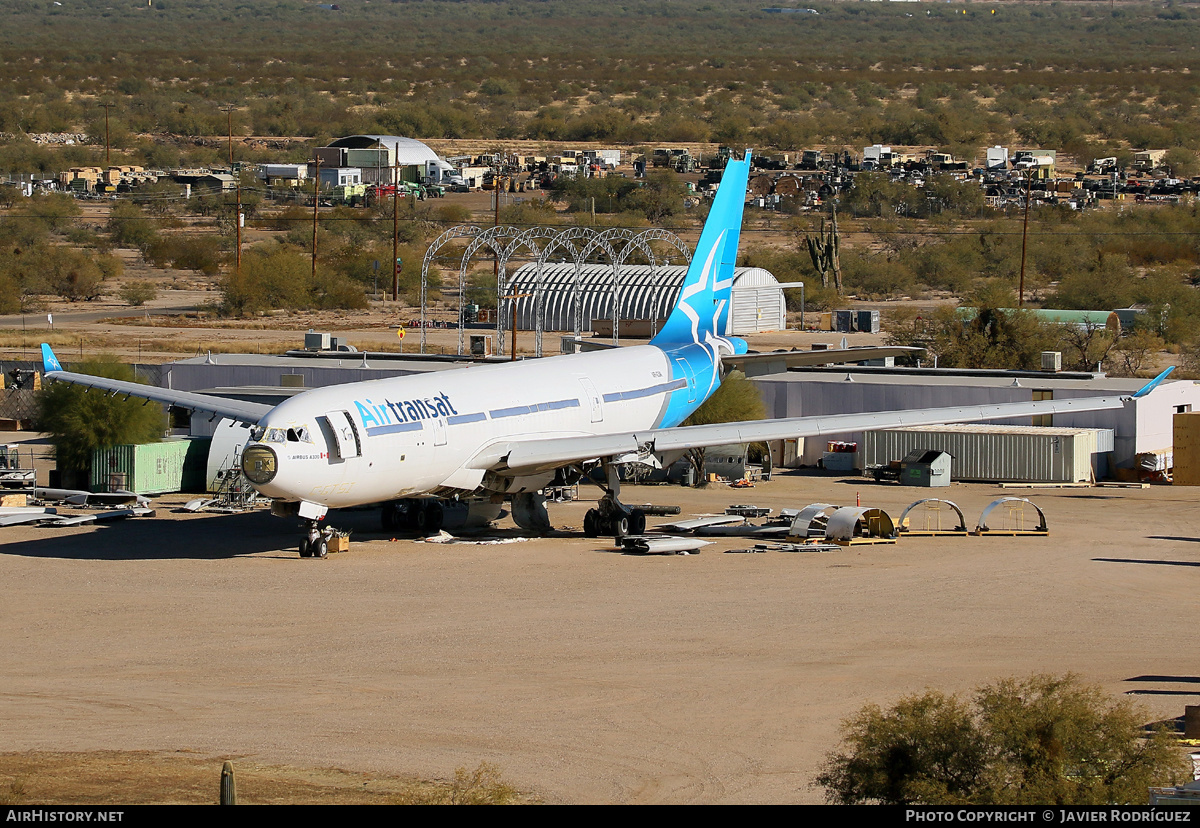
[753,367,1200,471]
[504,264,786,334]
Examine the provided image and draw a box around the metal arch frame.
[450,224,695,355]
[457,226,523,355]
[578,228,639,345]
[630,229,693,328]
[458,225,559,356]
[532,227,620,357]
[612,229,692,343]
[420,225,482,354]
[496,226,559,356]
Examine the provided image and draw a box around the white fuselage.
[248,345,700,508]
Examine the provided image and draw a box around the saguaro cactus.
[805,208,842,295]
[220,761,237,805]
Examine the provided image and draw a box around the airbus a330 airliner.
[41,150,1171,555]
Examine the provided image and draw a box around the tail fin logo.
[41,343,62,373]
[651,151,750,350]
[676,229,726,345]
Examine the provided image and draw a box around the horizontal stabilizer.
[724,346,923,375]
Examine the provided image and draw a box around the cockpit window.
[255,425,310,444]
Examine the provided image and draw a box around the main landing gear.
[381,498,444,534]
[583,461,646,539]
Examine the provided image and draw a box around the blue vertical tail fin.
[650,151,752,348]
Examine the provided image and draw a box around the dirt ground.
[3,461,1199,804]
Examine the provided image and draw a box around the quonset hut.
[503,264,787,335]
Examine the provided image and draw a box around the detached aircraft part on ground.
[787,503,840,541]
[824,506,897,544]
[897,499,969,536]
[975,497,1049,536]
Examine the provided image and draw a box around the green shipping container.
[91,438,211,495]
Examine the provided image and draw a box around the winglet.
[1131,366,1175,399]
[40,343,63,374]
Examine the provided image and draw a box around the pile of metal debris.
[615,497,1050,554]
[0,487,155,528]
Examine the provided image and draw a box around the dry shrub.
[390,762,522,806]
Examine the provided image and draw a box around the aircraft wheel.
[414,503,430,534]
[299,538,312,558]
[583,509,599,537]
[313,539,328,559]
[400,501,418,532]
[424,501,444,533]
[613,514,630,538]
[629,509,646,536]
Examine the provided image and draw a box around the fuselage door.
[579,378,603,423]
[433,416,448,447]
[323,410,362,459]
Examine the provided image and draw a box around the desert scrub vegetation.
[817,673,1188,806]
[390,762,526,805]
[0,1,1199,168]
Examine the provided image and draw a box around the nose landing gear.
[299,520,329,558]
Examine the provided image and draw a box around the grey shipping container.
[91,438,211,495]
[857,310,881,334]
[862,425,1112,483]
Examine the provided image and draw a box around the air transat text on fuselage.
[354,393,458,428]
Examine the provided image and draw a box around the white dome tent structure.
[323,135,443,185]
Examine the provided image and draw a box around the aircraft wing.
[723,346,923,373]
[469,385,1153,476]
[41,345,270,426]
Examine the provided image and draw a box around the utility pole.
[100,103,114,165]
[501,292,531,362]
[1018,169,1032,308]
[219,105,236,166]
[312,156,321,280]
[392,155,400,302]
[235,179,242,276]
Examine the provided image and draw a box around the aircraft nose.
[242,444,278,485]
